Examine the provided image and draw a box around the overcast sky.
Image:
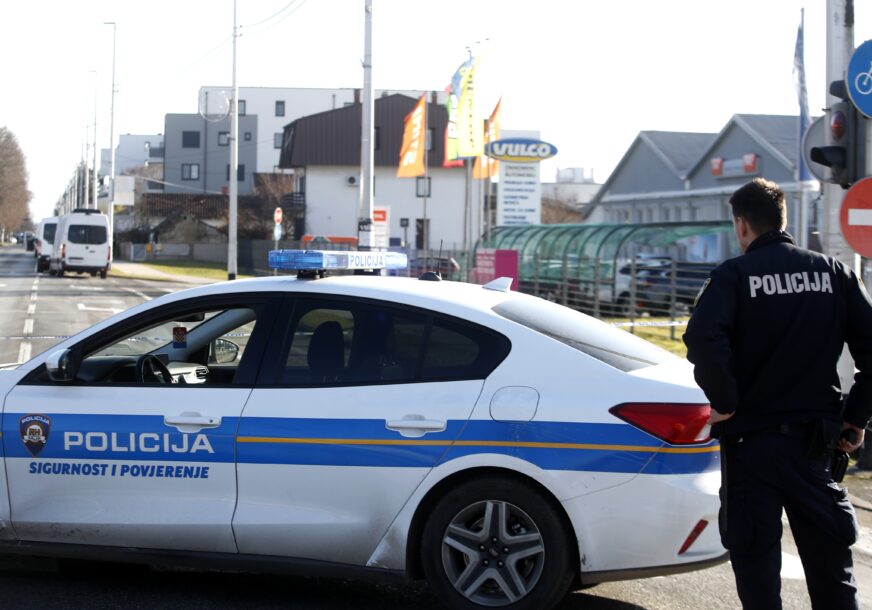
[2,0,872,222]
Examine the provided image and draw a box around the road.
[0,245,870,609]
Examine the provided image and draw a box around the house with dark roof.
[592,115,819,247]
[279,93,467,249]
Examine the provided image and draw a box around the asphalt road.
[0,245,870,609]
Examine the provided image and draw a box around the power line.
[242,0,302,29]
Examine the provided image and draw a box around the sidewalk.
[846,469,872,512]
[110,261,216,285]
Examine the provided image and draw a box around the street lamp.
[104,21,117,254]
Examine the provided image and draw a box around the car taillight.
[60,243,66,259]
[107,246,111,261]
[609,402,711,445]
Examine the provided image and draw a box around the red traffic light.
[831,110,846,141]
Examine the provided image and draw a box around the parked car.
[0,250,725,609]
[408,256,460,279]
[637,262,718,314]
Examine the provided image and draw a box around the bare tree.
[541,197,582,224]
[0,127,31,239]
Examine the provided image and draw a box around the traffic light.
[810,80,866,189]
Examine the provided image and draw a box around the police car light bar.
[268,250,408,272]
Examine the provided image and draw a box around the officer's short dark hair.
[728,178,787,234]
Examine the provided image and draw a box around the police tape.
[610,320,689,328]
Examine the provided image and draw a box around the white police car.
[0,251,725,609]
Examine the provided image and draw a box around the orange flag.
[473,97,501,179]
[397,95,428,178]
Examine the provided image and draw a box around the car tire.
[421,477,575,610]
[100,269,107,279]
[615,293,632,317]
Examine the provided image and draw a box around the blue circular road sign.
[848,39,872,118]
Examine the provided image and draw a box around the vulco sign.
[485,138,558,163]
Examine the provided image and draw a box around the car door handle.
[164,414,221,433]
[386,416,446,438]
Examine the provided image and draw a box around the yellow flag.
[397,95,427,178]
[456,57,484,158]
[473,97,501,179]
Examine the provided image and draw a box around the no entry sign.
[274,207,283,225]
[840,178,872,257]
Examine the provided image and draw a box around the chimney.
[354,89,360,104]
[430,91,438,105]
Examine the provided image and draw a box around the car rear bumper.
[564,469,724,577]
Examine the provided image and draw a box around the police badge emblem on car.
[20,414,51,457]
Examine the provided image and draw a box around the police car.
[0,250,725,609]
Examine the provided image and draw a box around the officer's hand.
[839,423,865,453]
[708,410,734,425]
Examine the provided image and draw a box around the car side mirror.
[46,349,79,382]
[209,339,239,365]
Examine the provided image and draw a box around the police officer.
[683,178,870,610]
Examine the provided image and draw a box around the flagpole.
[798,7,806,249]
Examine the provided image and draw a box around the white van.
[35,217,59,273]
[49,209,111,279]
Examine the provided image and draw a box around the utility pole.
[822,0,855,268]
[104,22,117,250]
[823,0,860,399]
[92,71,98,211]
[358,0,375,250]
[228,0,238,280]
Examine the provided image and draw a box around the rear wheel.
[421,477,575,610]
[100,269,107,279]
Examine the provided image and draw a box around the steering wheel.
[135,355,173,384]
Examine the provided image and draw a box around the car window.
[278,298,510,386]
[493,296,679,372]
[43,223,57,243]
[68,224,107,245]
[76,306,260,385]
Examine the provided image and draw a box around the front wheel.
[421,477,575,610]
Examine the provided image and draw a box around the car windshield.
[493,296,679,372]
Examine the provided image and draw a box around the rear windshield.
[493,297,679,372]
[68,224,107,245]
[42,223,57,243]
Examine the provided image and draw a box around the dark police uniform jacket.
[683,230,872,437]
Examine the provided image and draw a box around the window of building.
[427,128,434,151]
[182,131,200,148]
[218,131,229,146]
[662,208,671,222]
[238,100,246,116]
[275,100,285,117]
[181,163,200,180]
[374,127,380,151]
[274,133,283,149]
[226,164,245,182]
[244,132,252,142]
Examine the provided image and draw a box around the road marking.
[26,303,36,315]
[68,285,105,291]
[780,552,805,580]
[17,342,31,363]
[22,319,33,335]
[121,287,152,301]
[848,209,872,226]
[30,292,38,301]
[77,303,123,314]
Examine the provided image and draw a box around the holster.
[807,418,840,460]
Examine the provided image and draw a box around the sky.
[2,0,872,223]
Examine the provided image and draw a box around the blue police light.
[268,249,408,272]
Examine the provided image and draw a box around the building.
[592,115,818,240]
[279,93,467,249]
[198,86,446,176]
[162,113,258,196]
[101,134,164,177]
